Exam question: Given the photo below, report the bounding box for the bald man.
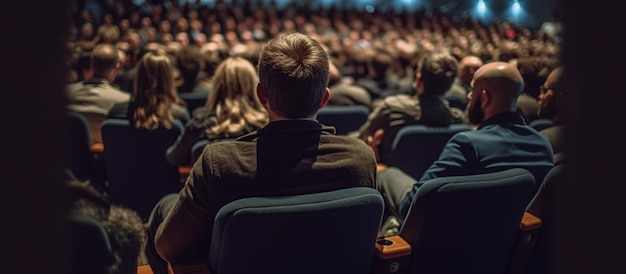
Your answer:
[66,43,131,143]
[377,61,554,224]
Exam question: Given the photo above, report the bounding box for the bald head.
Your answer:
[467,61,524,123]
[473,61,524,100]
[91,43,120,80]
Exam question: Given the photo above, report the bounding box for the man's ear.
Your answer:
[319,87,330,109]
[481,89,490,108]
[256,83,267,105]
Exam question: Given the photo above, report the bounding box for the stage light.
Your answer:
[512,1,521,12]
[477,0,486,13]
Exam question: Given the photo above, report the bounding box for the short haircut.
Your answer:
[417,51,458,95]
[90,43,120,77]
[257,33,329,118]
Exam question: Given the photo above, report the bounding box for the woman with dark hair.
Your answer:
[165,56,269,166]
[107,50,190,128]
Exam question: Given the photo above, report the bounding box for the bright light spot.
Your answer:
[512,2,521,12]
[365,5,375,13]
[477,0,486,13]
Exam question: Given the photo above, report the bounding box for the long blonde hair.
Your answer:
[131,51,179,130]
[205,56,268,136]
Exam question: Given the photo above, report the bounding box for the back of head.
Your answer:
[369,48,394,80]
[458,55,484,86]
[91,43,119,78]
[132,51,177,129]
[514,56,556,99]
[258,32,329,118]
[417,51,458,95]
[176,46,205,90]
[104,206,146,274]
[206,56,268,134]
[472,61,524,111]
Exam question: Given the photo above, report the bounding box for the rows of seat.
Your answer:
[65,106,555,274]
[129,166,558,274]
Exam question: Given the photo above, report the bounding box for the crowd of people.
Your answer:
[64,0,565,273]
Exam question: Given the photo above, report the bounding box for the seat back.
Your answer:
[388,124,473,180]
[400,168,535,274]
[80,112,108,144]
[69,213,115,274]
[208,187,384,274]
[524,164,564,274]
[179,92,208,115]
[316,105,370,135]
[64,111,94,182]
[101,118,184,219]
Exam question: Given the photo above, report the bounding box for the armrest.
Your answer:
[170,262,211,274]
[179,165,191,181]
[372,235,412,274]
[506,212,542,274]
[90,143,104,153]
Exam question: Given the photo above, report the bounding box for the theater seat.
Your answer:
[170,187,384,274]
[100,118,184,220]
[387,124,473,180]
[316,105,370,135]
[372,168,536,274]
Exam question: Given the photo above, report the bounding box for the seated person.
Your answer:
[145,33,378,274]
[107,50,190,127]
[165,56,269,166]
[377,62,554,233]
[538,66,566,165]
[354,51,467,164]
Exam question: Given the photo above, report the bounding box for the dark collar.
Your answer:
[477,112,526,130]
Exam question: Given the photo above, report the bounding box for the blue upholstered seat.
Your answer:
[388,124,473,180]
[100,118,184,219]
[206,187,384,274]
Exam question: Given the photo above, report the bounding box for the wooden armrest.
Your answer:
[179,166,191,176]
[137,264,155,274]
[90,143,104,153]
[520,211,541,230]
[171,262,211,274]
[377,163,388,172]
[372,235,412,274]
[506,212,543,274]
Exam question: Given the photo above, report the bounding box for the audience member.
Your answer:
[376,61,554,228]
[354,51,467,164]
[66,43,131,143]
[66,172,145,274]
[512,56,558,123]
[165,56,269,166]
[444,55,484,110]
[538,66,566,165]
[107,50,190,128]
[175,45,205,93]
[147,33,377,272]
[326,58,372,108]
[354,48,397,101]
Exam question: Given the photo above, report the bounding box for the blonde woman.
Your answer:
[107,50,190,128]
[165,56,269,166]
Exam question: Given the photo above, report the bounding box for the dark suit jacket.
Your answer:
[398,112,554,217]
[155,119,377,263]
